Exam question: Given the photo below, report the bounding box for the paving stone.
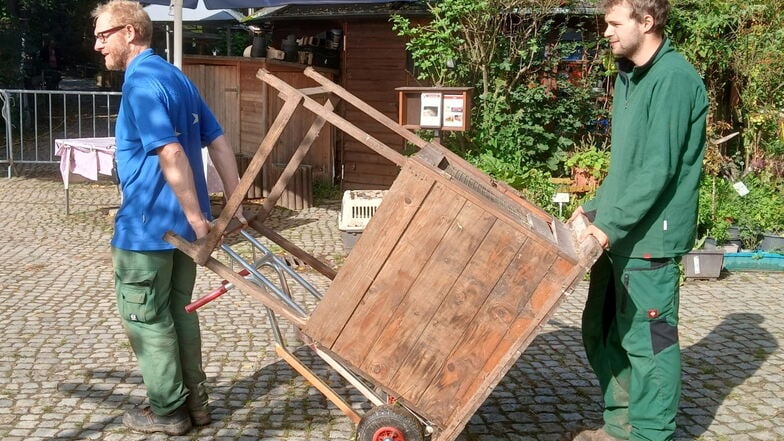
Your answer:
[0,168,782,440]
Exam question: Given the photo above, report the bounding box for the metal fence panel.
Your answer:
[0,89,121,176]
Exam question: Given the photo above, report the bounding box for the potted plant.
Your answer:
[682,235,725,279]
[565,145,610,193]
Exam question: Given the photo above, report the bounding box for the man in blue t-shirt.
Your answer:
[92,1,245,435]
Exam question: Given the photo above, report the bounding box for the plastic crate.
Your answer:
[338,190,387,252]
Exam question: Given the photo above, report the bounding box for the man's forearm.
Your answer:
[157,142,209,236]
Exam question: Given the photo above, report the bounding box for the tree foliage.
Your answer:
[669,0,784,177]
[1,0,98,87]
[392,0,610,202]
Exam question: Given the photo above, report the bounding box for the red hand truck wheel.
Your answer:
[356,404,424,441]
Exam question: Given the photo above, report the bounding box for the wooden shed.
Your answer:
[183,1,430,195]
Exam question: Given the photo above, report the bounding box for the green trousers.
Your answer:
[582,252,681,441]
[112,247,208,416]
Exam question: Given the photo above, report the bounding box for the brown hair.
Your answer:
[91,0,153,45]
[599,0,670,33]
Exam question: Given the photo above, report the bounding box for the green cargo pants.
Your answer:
[582,252,681,441]
[112,247,208,416]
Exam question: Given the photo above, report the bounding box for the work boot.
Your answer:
[186,391,212,426]
[122,405,192,435]
[188,405,212,426]
[573,428,624,441]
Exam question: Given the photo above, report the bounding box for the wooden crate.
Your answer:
[304,147,594,441]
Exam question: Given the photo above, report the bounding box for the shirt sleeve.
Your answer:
[124,84,180,153]
[197,95,224,146]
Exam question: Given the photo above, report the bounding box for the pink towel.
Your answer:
[97,149,114,176]
[70,148,99,181]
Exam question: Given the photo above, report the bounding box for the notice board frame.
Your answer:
[397,87,472,132]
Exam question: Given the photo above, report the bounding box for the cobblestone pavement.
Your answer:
[0,168,782,441]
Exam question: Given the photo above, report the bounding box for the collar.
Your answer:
[126,48,155,76]
[617,37,671,75]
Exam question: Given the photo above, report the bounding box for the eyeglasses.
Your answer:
[94,25,127,44]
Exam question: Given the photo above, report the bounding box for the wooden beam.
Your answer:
[257,99,337,220]
[188,93,303,265]
[249,219,338,281]
[256,68,406,167]
[164,231,308,328]
[275,345,362,424]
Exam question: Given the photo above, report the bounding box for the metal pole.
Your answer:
[165,24,172,63]
[173,0,183,69]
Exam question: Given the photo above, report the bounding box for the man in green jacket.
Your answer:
[570,0,708,440]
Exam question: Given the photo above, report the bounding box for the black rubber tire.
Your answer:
[356,404,425,441]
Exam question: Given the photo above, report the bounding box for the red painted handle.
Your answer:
[185,268,250,313]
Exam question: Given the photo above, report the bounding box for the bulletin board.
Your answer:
[396,87,472,132]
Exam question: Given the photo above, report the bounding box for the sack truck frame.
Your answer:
[165,67,602,441]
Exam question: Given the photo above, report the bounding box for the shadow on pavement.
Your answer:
[462,312,776,440]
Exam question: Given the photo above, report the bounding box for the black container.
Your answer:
[251,34,268,57]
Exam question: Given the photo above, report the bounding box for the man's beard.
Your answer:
[105,46,130,71]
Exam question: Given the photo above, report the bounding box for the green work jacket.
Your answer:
[583,38,708,258]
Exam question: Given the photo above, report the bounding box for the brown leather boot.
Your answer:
[573,428,625,441]
[122,405,192,435]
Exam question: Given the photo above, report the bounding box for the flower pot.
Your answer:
[570,167,599,193]
[682,249,724,279]
[758,233,784,253]
[723,225,743,249]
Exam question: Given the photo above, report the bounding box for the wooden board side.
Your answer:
[303,165,431,346]
[358,201,497,388]
[385,219,528,402]
[413,239,557,426]
[329,181,467,365]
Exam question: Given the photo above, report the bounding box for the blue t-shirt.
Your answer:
[113,49,223,251]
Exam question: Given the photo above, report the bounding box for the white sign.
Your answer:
[733,181,750,197]
[552,192,570,203]
[419,92,442,128]
[442,94,465,129]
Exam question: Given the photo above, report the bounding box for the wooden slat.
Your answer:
[434,258,580,441]
[248,219,337,281]
[190,94,302,265]
[275,345,361,424]
[258,68,407,168]
[258,99,335,217]
[385,219,528,402]
[328,182,467,365]
[357,202,496,387]
[303,166,433,347]
[414,239,557,426]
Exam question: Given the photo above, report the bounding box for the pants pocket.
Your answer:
[116,269,157,323]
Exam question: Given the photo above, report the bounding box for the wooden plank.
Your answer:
[275,345,361,424]
[434,258,579,441]
[191,94,302,265]
[342,161,400,178]
[414,239,557,426]
[342,176,397,190]
[258,99,335,218]
[303,165,433,347]
[358,202,496,387]
[385,219,527,402]
[258,68,407,168]
[248,219,337,281]
[329,181,467,367]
